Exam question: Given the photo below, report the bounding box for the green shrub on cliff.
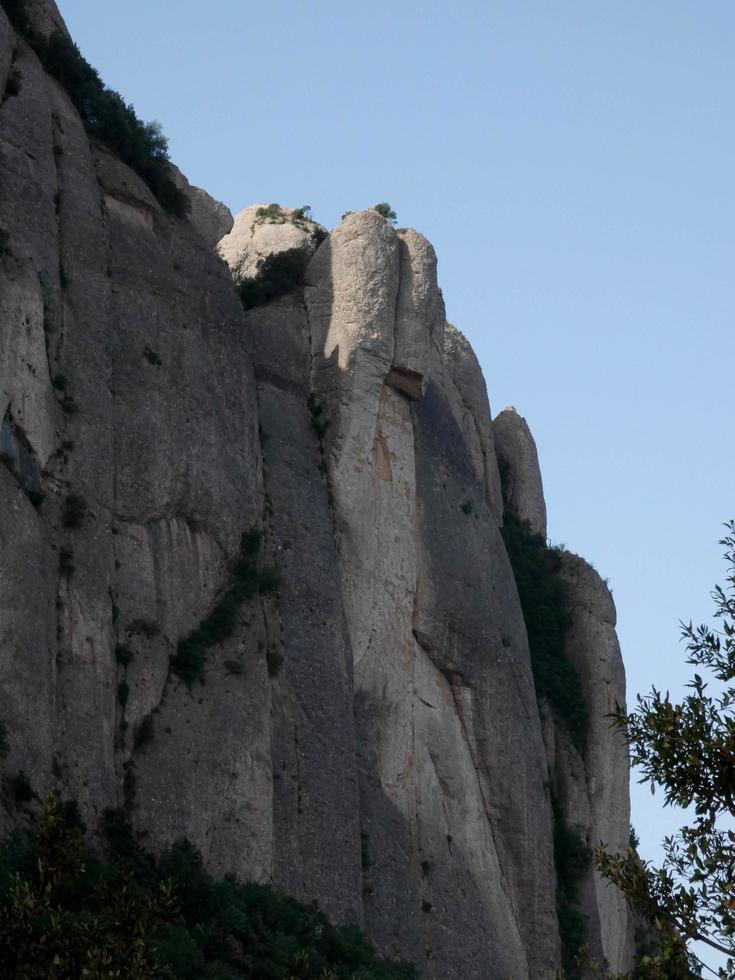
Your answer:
[0,0,188,217]
[171,528,281,685]
[236,247,310,311]
[373,203,397,224]
[500,512,588,752]
[0,796,417,979]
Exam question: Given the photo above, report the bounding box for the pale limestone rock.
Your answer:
[169,163,234,247]
[245,294,363,925]
[558,553,634,972]
[443,323,504,521]
[388,229,444,399]
[0,30,267,859]
[493,406,548,537]
[412,382,560,977]
[218,203,325,280]
[0,17,635,977]
[303,209,559,976]
[306,209,398,370]
[305,210,399,535]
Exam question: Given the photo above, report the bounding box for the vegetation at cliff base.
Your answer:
[0,0,188,217]
[500,512,588,752]
[0,795,416,979]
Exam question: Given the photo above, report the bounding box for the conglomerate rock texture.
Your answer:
[0,5,633,976]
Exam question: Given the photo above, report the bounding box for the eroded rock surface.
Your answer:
[556,553,633,972]
[170,163,234,248]
[499,408,634,971]
[493,405,548,537]
[218,202,326,280]
[0,12,633,977]
[0,10,266,870]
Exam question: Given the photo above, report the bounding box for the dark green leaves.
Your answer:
[501,513,588,751]
[599,520,735,973]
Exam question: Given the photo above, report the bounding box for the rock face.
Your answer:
[493,406,548,537]
[218,203,326,280]
[498,411,634,972]
[23,0,68,37]
[0,9,633,977]
[169,164,234,248]
[556,554,633,971]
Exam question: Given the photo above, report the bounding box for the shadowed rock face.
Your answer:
[22,0,68,37]
[496,403,634,972]
[555,554,633,972]
[0,11,633,977]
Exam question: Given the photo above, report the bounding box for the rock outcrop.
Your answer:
[556,554,633,971]
[170,164,234,248]
[493,406,548,537]
[218,203,326,280]
[497,405,633,973]
[0,6,634,976]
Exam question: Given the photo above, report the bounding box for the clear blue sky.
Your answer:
[58,0,734,968]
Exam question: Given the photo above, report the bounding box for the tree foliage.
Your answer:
[598,520,735,978]
[235,247,310,311]
[1,0,188,216]
[0,796,417,979]
[372,203,397,224]
[501,513,588,751]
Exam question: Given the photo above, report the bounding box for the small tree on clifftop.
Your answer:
[373,202,397,224]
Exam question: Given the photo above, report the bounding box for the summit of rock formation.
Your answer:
[493,405,548,538]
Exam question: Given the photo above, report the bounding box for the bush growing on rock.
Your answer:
[0,796,418,979]
[1,1,188,217]
[501,513,588,751]
[171,528,281,686]
[236,246,310,311]
[373,202,398,224]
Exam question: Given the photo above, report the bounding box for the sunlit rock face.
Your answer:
[218,202,326,280]
[0,7,633,975]
[493,405,548,538]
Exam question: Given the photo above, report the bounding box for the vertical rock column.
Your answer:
[559,554,633,972]
[305,212,559,978]
[494,406,634,972]
[306,214,423,960]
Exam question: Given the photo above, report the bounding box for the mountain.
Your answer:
[0,3,632,975]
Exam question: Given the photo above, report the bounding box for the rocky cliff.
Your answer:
[0,3,632,976]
